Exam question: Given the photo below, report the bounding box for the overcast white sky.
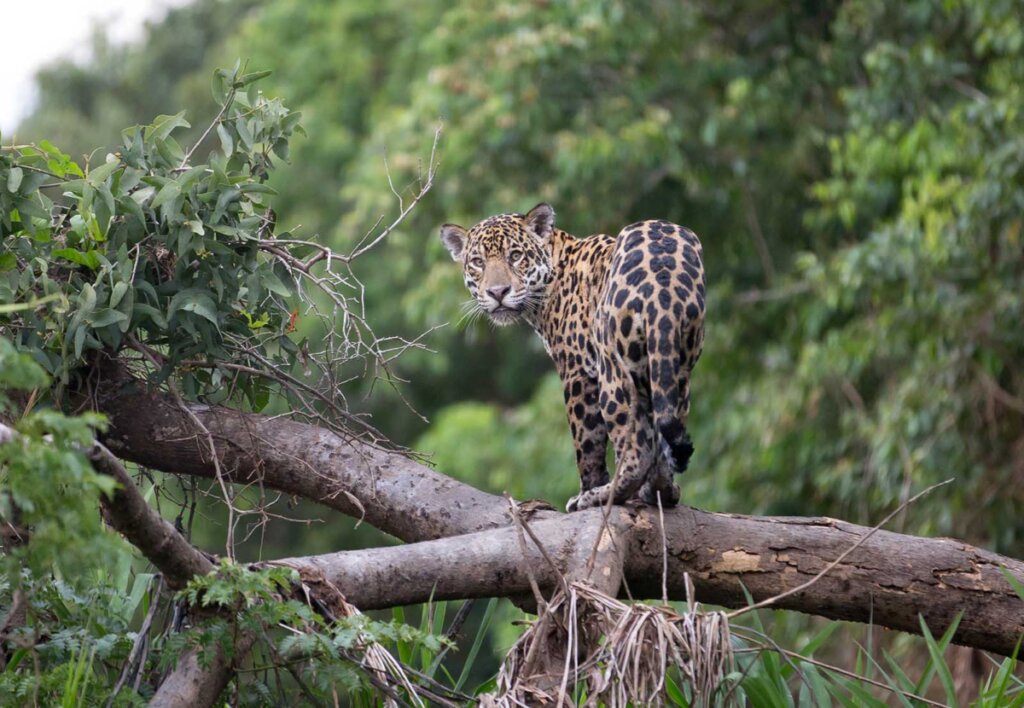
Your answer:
[0,0,190,134]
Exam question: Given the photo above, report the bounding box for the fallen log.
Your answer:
[91,370,1024,657]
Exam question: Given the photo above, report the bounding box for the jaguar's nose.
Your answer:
[486,285,511,303]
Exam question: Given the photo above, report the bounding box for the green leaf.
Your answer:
[216,123,234,156]
[235,117,254,150]
[52,248,102,269]
[168,289,220,327]
[150,181,182,209]
[78,283,97,314]
[834,676,888,707]
[88,309,129,329]
[236,69,272,87]
[155,136,185,165]
[149,111,191,141]
[211,187,241,223]
[109,282,129,309]
[259,270,292,297]
[73,326,86,359]
[14,194,49,222]
[798,621,840,659]
[665,673,688,706]
[132,303,168,329]
[239,182,277,195]
[456,597,497,691]
[919,615,960,707]
[87,158,120,186]
[1000,566,1024,601]
[7,167,23,192]
[177,165,208,191]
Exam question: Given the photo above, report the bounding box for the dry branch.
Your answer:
[149,633,258,708]
[92,360,510,542]
[252,507,1024,657]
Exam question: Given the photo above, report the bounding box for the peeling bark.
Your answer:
[627,508,1024,657]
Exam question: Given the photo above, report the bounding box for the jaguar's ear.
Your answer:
[525,203,556,242]
[439,224,468,260]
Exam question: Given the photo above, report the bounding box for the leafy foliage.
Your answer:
[1,63,305,410]
[177,561,452,704]
[0,338,122,582]
[0,503,154,705]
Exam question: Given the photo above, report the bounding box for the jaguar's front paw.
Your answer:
[567,488,608,511]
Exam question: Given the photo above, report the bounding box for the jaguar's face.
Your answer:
[440,203,556,326]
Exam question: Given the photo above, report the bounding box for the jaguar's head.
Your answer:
[440,203,557,326]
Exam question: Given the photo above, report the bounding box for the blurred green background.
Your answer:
[12,0,1023,686]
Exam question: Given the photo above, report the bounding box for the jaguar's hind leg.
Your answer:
[567,352,654,511]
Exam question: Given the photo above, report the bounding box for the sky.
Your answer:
[0,0,190,134]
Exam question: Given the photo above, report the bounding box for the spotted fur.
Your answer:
[440,204,705,511]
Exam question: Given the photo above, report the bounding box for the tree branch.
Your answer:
[86,366,1024,660]
[258,507,1024,658]
[88,441,214,589]
[92,360,513,543]
[149,633,257,708]
[87,440,246,708]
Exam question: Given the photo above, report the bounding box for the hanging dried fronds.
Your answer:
[486,580,734,707]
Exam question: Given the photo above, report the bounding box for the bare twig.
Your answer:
[739,177,775,287]
[107,576,164,707]
[180,87,236,168]
[506,495,547,612]
[346,124,442,262]
[657,491,669,606]
[170,389,238,559]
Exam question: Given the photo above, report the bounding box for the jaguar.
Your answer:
[440,204,705,511]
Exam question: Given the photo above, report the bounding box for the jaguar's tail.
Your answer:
[647,320,701,476]
[649,352,694,476]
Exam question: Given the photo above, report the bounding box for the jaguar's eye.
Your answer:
[469,256,485,269]
[509,250,524,264]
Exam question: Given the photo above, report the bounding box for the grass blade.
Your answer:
[456,597,497,692]
[918,615,959,707]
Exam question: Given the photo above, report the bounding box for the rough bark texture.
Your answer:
[79,367,1024,703]
[88,439,238,708]
[270,509,635,609]
[628,508,1024,657]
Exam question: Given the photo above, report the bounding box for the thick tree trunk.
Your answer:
[148,633,257,708]
[93,363,509,542]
